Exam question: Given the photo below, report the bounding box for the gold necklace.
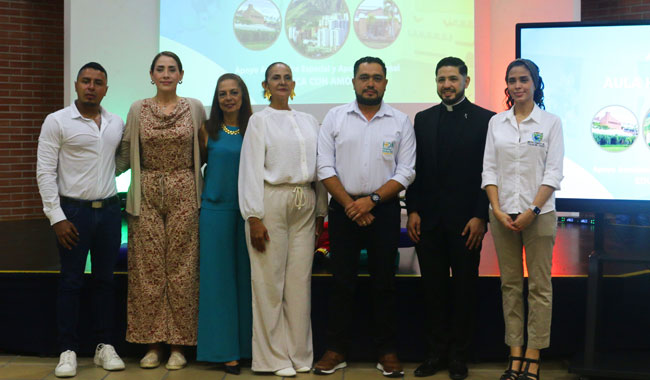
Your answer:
[221,124,240,135]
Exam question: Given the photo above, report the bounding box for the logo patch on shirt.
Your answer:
[382,141,394,156]
[527,132,545,147]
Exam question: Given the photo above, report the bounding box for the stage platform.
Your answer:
[1,216,649,364]
[0,355,580,380]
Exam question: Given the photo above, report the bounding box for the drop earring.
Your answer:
[290,89,296,100]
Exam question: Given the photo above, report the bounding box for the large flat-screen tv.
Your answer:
[517,21,650,214]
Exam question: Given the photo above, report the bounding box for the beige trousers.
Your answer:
[488,209,556,349]
[245,183,315,372]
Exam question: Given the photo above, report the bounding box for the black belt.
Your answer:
[350,194,370,200]
[60,195,119,209]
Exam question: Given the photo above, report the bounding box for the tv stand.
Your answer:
[570,212,650,379]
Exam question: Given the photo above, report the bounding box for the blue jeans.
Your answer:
[57,201,121,352]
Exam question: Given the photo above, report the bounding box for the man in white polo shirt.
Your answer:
[314,56,416,377]
[37,62,125,378]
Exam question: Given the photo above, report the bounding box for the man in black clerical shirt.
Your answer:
[405,57,495,380]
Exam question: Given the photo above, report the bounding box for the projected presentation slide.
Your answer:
[520,24,650,202]
[159,0,474,105]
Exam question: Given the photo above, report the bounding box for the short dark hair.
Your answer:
[150,51,183,73]
[77,62,107,80]
[435,57,467,77]
[353,56,386,77]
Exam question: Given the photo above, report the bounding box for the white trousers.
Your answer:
[245,183,315,371]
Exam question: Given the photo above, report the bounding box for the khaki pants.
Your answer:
[488,209,556,349]
[245,183,315,372]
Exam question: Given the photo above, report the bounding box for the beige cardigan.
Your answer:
[116,97,206,216]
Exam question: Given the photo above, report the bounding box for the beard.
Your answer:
[80,101,98,107]
[438,89,465,105]
[75,99,98,109]
[355,91,383,106]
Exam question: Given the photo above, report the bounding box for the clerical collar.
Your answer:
[442,96,466,112]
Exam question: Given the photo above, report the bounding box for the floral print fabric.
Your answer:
[126,98,199,345]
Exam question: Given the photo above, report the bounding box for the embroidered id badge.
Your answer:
[528,132,545,147]
[382,141,395,158]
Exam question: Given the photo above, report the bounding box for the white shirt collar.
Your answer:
[442,96,466,112]
[348,100,393,120]
[505,103,543,125]
[71,101,109,122]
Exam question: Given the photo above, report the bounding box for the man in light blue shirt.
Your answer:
[314,56,416,378]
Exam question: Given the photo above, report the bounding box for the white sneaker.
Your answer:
[166,351,187,370]
[93,343,125,371]
[295,366,311,373]
[55,350,77,378]
[274,367,297,377]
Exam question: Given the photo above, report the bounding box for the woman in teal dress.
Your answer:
[197,73,253,374]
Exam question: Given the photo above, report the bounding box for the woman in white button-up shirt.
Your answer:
[482,59,564,380]
[238,62,327,376]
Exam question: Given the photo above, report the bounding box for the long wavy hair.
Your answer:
[504,59,545,110]
[205,73,252,140]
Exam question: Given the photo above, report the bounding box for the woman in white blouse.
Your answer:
[238,62,327,377]
[481,59,564,380]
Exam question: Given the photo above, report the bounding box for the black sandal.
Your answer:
[517,357,540,380]
[500,356,524,380]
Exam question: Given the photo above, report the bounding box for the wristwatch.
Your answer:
[370,192,381,204]
[530,204,541,215]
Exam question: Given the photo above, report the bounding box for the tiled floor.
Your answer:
[0,355,580,380]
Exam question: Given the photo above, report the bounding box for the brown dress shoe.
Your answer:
[313,350,347,375]
[377,353,404,378]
